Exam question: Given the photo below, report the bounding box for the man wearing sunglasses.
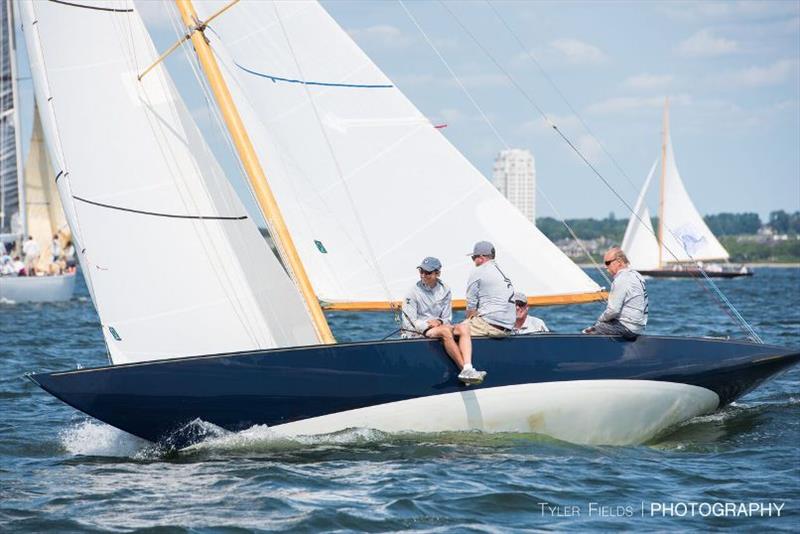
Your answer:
[512,292,550,334]
[583,247,648,339]
[402,256,486,385]
[463,241,516,339]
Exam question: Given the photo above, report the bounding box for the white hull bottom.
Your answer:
[269,380,720,446]
[0,272,76,303]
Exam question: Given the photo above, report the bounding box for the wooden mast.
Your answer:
[174,0,335,344]
[658,97,669,268]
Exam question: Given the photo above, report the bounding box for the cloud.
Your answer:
[676,29,739,57]
[587,94,692,115]
[347,24,415,48]
[548,38,607,64]
[718,59,799,87]
[624,74,675,90]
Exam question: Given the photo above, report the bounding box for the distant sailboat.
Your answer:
[0,0,75,303]
[622,100,752,278]
[23,1,795,448]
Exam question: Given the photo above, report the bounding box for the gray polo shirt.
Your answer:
[465,260,516,329]
[401,280,453,337]
[598,267,648,334]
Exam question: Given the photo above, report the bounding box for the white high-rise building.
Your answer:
[492,149,536,223]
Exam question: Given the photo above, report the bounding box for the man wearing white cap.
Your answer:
[402,256,486,385]
[463,241,516,337]
[512,292,550,334]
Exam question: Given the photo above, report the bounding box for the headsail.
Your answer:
[24,104,68,269]
[0,0,23,242]
[621,160,659,270]
[21,0,318,363]
[192,0,603,308]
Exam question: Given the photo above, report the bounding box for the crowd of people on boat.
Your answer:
[0,234,76,277]
[402,241,648,385]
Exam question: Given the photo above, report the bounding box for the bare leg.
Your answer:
[426,325,464,368]
[454,323,472,367]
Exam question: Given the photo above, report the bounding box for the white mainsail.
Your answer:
[193,0,603,308]
[21,0,318,363]
[621,160,659,270]
[659,130,729,263]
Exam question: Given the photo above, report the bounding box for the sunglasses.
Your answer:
[515,302,526,307]
[471,255,480,260]
[419,269,438,275]
[604,258,617,266]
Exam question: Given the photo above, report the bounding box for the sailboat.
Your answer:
[22,0,797,448]
[622,101,753,279]
[0,0,75,303]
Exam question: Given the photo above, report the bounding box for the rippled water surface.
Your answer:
[1,268,798,531]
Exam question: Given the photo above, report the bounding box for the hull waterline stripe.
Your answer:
[48,0,134,13]
[73,196,248,220]
[235,62,393,89]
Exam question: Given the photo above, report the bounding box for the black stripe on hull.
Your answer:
[29,335,799,445]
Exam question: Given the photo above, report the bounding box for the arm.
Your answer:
[441,288,453,325]
[598,278,624,322]
[402,292,429,333]
[465,273,479,318]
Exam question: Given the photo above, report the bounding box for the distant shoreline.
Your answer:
[578,263,800,269]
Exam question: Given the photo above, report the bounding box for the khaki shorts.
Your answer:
[466,316,511,338]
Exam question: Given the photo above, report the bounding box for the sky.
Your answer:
[14,0,800,222]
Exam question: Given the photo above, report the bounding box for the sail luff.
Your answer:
[174,0,334,345]
[1,0,24,239]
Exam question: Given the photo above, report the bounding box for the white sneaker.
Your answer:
[458,368,487,385]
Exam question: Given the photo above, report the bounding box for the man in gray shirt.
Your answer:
[464,241,516,337]
[584,247,648,340]
[402,256,486,385]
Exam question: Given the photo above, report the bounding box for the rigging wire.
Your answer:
[396,0,612,288]
[425,0,761,342]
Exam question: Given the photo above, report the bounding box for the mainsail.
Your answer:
[0,0,22,241]
[193,0,603,309]
[659,129,729,263]
[21,0,318,363]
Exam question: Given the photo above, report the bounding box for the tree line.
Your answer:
[536,210,800,242]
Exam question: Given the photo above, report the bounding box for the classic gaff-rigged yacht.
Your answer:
[0,1,74,303]
[23,0,798,448]
[621,101,753,279]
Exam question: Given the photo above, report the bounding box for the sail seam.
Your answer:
[72,195,248,220]
[234,61,393,89]
[47,0,133,13]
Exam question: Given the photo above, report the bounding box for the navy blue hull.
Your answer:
[29,335,800,445]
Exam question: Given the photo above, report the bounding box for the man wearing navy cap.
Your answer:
[463,241,516,337]
[402,256,486,385]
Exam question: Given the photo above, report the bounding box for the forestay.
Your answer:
[621,161,659,271]
[21,0,318,364]
[194,0,603,308]
[659,131,729,263]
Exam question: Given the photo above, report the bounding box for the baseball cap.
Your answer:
[469,240,495,257]
[513,291,527,305]
[417,256,442,272]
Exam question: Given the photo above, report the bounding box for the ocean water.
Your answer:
[1,268,798,532]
